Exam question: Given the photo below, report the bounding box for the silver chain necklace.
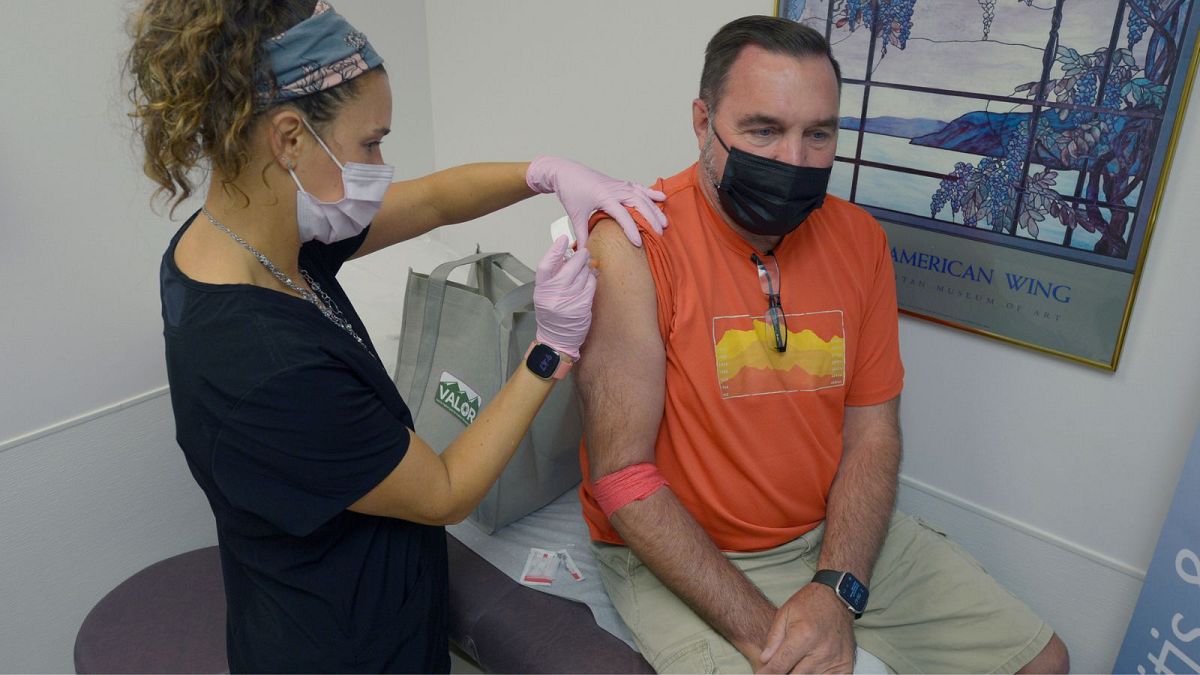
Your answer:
[201,206,374,357]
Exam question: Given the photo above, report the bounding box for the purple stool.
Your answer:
[74,546,228,674]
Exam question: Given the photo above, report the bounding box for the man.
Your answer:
[576,15,1069,674]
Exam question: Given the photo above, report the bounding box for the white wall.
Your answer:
[3,1,1197,672]
[423,2,1200,671]
[424,0,729,263]
[0,0,435,446]
[0,2,437,671]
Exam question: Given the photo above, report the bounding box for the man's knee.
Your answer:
[1018,633,1069,674]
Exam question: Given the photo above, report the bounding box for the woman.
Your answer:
[126,1,664,672]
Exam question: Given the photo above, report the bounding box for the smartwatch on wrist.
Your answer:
[524,342,572,380]
[811,569,868,619]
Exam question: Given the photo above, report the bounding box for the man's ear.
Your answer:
[692,98,711,152]
[266,109,305,169]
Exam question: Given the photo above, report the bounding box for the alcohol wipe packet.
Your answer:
[519,547,560,586]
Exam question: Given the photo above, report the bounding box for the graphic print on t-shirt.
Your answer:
[713,310,845,398]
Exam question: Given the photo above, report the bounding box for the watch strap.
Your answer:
[812,569,843,589]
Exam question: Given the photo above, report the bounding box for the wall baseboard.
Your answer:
[7,393,1148,582]
[899,473,1146,581]
[0,387,170,456]
[897,476,1144,672]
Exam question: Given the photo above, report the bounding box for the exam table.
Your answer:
[72,535,652,673]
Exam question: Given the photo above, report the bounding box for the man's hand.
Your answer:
[758,583,856,674]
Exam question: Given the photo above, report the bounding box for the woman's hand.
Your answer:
[526,156,668,248]
[533,236,597,360]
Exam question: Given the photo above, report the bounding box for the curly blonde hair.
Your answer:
[125,0,370,214]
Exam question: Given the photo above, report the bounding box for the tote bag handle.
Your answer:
[407,252,535,417]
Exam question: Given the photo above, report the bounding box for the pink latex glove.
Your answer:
[526,156,668,248]
[534,235,597,360]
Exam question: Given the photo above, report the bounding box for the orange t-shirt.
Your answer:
[580,163,904,552]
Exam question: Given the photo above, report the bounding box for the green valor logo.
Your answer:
[435,371,481,426]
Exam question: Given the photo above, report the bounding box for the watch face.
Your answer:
[838,573,869,613]
[526,343,560,379]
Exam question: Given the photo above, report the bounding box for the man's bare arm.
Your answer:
[759,397,901,672]
[578,220,776,663]
[818,397,901,583]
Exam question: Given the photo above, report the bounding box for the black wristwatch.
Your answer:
[524,342,572,380]
[811,569,868,619]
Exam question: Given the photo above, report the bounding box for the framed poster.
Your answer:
[777,0,1199,369]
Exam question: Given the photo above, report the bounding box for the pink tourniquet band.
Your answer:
[593,463,669,518]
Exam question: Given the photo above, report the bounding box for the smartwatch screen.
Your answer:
[526,343,560,379]
[838,574,869,613]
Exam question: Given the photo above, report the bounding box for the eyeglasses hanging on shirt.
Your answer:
[751,251,788,352]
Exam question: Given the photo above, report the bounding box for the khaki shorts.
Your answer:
[593,512,1053,674]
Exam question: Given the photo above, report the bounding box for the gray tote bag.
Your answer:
[393,251,583,533]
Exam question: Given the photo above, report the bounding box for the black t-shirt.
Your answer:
[160,212,449,673]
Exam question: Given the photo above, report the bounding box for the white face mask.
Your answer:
[289,118,395,244]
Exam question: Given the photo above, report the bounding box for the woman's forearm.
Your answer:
[421,162,534,225]
[434,363,558,521]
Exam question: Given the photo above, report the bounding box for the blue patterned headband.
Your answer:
[258,1,383,106]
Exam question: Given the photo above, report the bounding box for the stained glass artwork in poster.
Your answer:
[777,0,1199,368]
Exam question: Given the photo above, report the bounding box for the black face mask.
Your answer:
[712,130,831,237]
